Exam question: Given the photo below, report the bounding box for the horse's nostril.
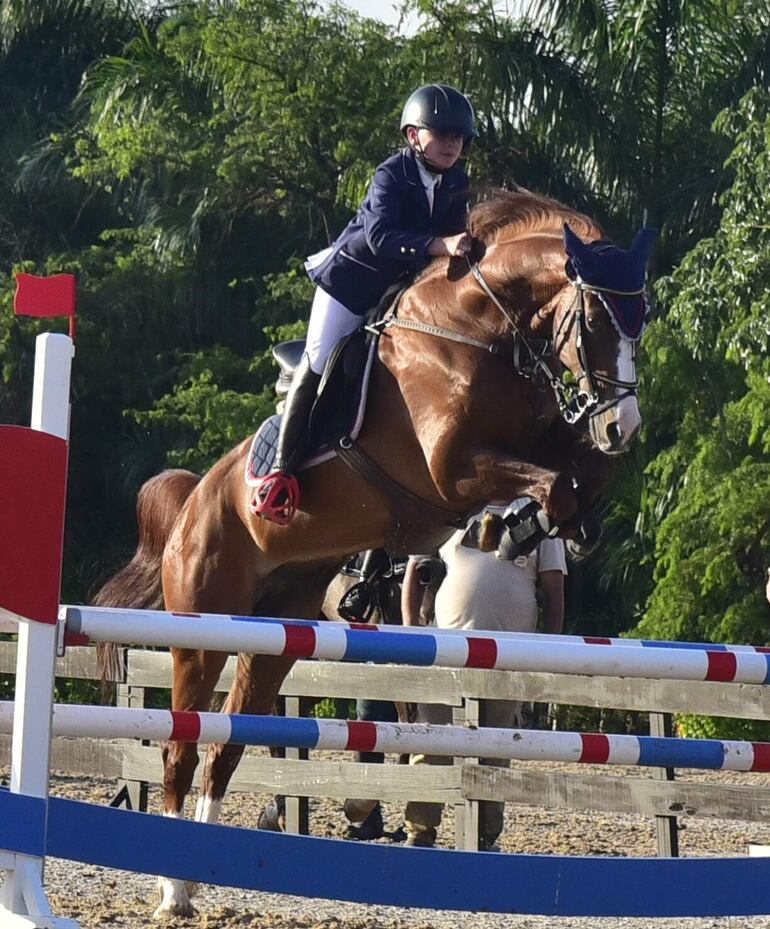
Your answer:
[606,421,621,445]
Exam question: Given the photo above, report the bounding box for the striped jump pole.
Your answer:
[63,606,770,656]
[1,701,769,772]
[239,614,770,655]
[64,605,770,685]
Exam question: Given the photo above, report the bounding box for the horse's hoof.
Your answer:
[258,797,286,831]
[343,797,378,823]
[154,877,196,919]
[345,803,384,840]
[153,901,196,920]
[566,538,590,560]
[566,512,603,560]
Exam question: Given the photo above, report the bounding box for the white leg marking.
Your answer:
[154,811,196,919]
[195,794,223,825]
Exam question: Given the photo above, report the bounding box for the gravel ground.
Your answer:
[4,752,770,929]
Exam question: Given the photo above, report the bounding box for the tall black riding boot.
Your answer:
[274,352,321,473]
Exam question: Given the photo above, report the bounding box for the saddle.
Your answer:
[245,326,377,484]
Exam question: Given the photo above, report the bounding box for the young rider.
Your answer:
[253,83,477,524]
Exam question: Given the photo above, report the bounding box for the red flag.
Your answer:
[14,272,77,338]
[14,272,76,318]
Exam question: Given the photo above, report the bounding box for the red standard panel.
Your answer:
[0,425,68,623]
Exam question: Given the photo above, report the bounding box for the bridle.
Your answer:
[549,275,643,424]
[374,258,645,428]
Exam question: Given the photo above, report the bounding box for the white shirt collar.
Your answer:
[416,159,441,188]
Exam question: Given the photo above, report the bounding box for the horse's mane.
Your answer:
[469,188,603,246]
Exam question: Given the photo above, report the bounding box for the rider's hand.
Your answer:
[428,232,472,257]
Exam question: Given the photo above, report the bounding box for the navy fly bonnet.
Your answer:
[563,224,657,341]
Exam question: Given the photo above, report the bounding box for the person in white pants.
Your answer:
[401,504,567,848]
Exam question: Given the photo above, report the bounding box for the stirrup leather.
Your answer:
[250,470,300,525]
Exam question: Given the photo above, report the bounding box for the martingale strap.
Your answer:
[370,315,500,354]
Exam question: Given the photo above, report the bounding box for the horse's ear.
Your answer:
[630,227,658,268]
[563,222,590,260]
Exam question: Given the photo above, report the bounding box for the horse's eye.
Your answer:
[585,313,603,333]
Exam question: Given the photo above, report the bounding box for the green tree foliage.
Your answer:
[0,0,141,262]
[515,0,770,639]
[73,1,403,264]
[632,90,770,739]
[2,0,770,679]
[52,4,410,595]
[401,0,619,218]
[526,0,770,262]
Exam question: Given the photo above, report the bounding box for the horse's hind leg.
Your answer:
[197,653,297,824]
[154,647,228,918]
[197,576,337,836]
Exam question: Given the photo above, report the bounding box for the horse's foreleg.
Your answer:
[448,451,583,560]
[531,421,616,524]
[571,444,615,511]
[558,444,616,556]
[456,451,579,524]
[155,647,229,919]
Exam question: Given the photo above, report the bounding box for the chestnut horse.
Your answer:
[94,190,653,917]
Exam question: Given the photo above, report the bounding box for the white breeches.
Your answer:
[305,287,362,375]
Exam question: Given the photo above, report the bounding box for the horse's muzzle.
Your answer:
[590,396,641,454]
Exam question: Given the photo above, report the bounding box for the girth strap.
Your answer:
[336,436,466,529]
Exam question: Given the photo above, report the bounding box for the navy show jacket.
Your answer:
[307,147,469,315]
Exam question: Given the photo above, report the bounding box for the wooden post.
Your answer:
[282,696,309,834]
[650,711,679,857]
[113,667,149,812]
[454,696,481,851]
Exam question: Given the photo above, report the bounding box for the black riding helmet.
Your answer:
[400,83,477,165]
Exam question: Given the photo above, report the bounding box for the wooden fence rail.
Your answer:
[1,639,768,854]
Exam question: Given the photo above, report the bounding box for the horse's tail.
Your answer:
[93,469,201,689]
